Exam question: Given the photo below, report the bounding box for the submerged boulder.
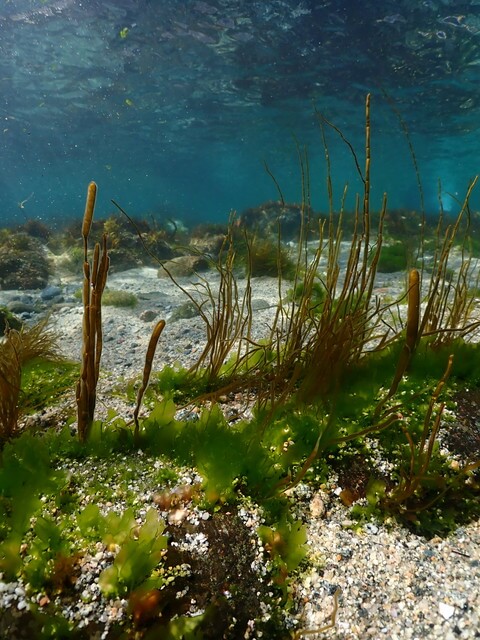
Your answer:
[237,200,315,240]
[158,255,210,278]
[0,232,52,290]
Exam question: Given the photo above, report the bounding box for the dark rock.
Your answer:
[6,301,36,314]
[41,285,62,300]
[97,215,181,272]
[11,293,34,303]
[0,232,52,290]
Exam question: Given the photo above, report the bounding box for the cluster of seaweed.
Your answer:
[0,320,60,445]
[122,95,480,536]
[1,95,480,638]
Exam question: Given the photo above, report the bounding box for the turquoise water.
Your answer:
[1,0,480,228]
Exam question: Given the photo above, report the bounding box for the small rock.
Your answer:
[364,523,379,535]
[439,602,455,620]
[6,301,35,314]
[158,255,209,278]
[140,309,157,322]
[38,595,50,607]
[251,298,270,311]
[310,493,326,518]
[41,284,62,300]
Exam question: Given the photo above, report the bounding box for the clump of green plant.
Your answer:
[285,278,326,315]
[243,235,297,279]
[0,306,22,334]
[74,286,138,308]
[57,245,85,274]
[140,400,282,502]
[102,288,138,307]
[21,359,79,415]
[258,515,307,589]
[376,241,410,272]
[22,514,78,591]
[77,504,168,597]
[124,365,208,407]
[0,418,305,638]
[0,432,67,578]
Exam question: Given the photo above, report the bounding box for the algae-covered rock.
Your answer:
[170,301,200,322]
[103,215,177,271]
[237,200,315,240]
[0,232,52,290]
[158,255,209,278]
[0,307,22,335]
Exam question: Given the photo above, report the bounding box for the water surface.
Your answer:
[1,0,480,227]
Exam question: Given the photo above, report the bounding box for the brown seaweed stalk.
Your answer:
[76,182,110,442]
[375,268,420,416]
[133,319,166,441]
[382,354,454,511]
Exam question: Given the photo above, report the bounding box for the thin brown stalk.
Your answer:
[360,93,371,292]
[419,177,479,343]
[134,319,166,440]
[76,182,110,442]
[375,269,420,415]
[113,201,255,387]
[383,354,453,509]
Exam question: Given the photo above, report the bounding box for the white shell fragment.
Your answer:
[438,602,455,620]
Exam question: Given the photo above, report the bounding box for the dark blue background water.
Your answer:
[1,0,480,228]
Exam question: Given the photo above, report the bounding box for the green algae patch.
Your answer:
[102,289,138,308]
[21,358,79,414]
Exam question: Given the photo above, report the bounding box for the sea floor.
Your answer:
[1,253,480,639]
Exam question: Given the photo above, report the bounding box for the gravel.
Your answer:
[292,485,480,640]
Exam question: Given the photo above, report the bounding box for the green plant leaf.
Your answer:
[102,508,137,547]
[99,509,167,597]
[77,503,105,540]
[148,398,177,426]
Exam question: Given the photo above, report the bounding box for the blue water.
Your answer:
[1,0,480,229]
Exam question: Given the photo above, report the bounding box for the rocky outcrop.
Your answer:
[0,232,52,290]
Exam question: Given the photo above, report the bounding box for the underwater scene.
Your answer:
[1,1,480,638]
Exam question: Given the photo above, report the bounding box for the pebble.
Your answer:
[439,602,455,620]
[139,309,157,322]
[309,493,326,518]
